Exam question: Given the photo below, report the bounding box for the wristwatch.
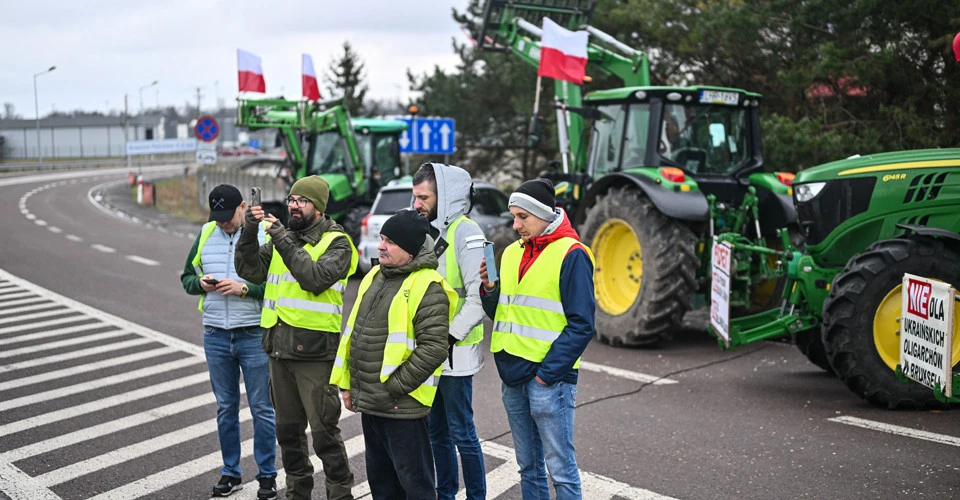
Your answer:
[240,284,249,299]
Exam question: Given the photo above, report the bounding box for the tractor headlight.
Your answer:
[794,182,826,203]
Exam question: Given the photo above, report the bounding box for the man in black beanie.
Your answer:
[331,208,455,499]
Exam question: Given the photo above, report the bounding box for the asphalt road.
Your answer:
[0,166,958,499]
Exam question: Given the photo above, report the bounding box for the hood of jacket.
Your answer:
[426,163,473,235]
[380,234,439,279]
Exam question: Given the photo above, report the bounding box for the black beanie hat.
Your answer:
[509,178,557,221]
[380,209,431,257]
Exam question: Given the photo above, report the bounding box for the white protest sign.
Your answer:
[900,274,955,397]
[710,238,733,345]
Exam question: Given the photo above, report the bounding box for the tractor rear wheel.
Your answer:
[343,205,369,248]
[580,187,698,346]
[822,237,960,409]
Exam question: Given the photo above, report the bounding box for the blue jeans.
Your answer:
[501,378,580,500]
[429,376,486,500]
[203,325,277,479]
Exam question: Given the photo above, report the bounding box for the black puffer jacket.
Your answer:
[348,238,450,419]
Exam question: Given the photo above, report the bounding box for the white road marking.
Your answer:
[24,213,36,220]
[0,356,201,412]
[0,313,91,334]
[47,226,62,233]
[0,302,60,316]
[0,296,48,308]
[90,243,116,253]
[0,458,61,500]
[0,338,154,375]
[33,219,47,226]
[65,234,83,242]
[0,372,210,438]
[0,290,33,300]
[579,360,678,385]
[0,346,179,392]
[126,255,161,266]
[0,321,107,346]
[0,307,74,325]
[829,416,960,447]
[0,329,131,359]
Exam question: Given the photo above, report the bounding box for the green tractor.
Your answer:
[236,97,407,243]
[713,149,960,409]
[477,0,797,345]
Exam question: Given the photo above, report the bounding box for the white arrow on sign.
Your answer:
[399,130,410,149]
[439,123,451,151]
[420,122,432,151]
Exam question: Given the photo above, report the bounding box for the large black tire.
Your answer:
[580,187,698,346]
[342,205,369,248]
[822,237,960,409]
[795,328,834,373]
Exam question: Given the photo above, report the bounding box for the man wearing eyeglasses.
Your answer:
[235,175,359,500]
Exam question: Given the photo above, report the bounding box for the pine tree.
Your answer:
[323,41,369,117]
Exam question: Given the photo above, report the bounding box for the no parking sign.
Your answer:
[194,116,220,142]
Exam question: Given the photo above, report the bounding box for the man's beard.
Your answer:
[288,209,315,230]
[426,205,437,222]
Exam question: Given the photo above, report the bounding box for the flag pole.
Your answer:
[528,76,543,151]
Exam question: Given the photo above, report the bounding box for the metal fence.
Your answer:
[196,162,291,211]
[0,157,191,173]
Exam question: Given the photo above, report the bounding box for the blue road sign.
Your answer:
[398,117,455,154]
[248,138,261,149]
[194,115,219,142]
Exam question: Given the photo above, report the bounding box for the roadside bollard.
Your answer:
[128,172,137,187]
[141,182,156,206]
[136,175,143,205]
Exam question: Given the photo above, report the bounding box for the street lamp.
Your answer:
[138,80,158,140]
[33,65,56,164]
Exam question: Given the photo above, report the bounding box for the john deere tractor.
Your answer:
[235,97,407,244]
[713,149,960,409]
[477,0,797,345]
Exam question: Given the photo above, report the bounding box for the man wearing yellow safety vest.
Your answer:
[479,178,596,500]
[330,209,456,500]
[235,176,357,500]
[180,184,277,499]
[411,163,488,500]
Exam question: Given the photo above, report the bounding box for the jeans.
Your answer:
[362,413,436,500]
[501,378,580,500]
[203,325,277,479]
[429,375,486,500]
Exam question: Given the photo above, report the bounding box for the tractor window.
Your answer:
[588,104,626,177]
[309,131,353,175]
[373,134,401,184]
[621,104,651,168]
[659,103,751,175]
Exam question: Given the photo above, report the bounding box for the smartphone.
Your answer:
[202,277,220,285]
[483,241,498,284]
[250,186,262,208]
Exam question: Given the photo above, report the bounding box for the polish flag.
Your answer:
[538,18,588,84]
[302,54,321,101]
[237,49,266,93]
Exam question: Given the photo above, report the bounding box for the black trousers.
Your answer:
[361,413,436,500]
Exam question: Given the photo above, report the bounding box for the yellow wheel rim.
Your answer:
[592,218,642,315]
[873,284,960,371]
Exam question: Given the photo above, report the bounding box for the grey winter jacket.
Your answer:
[347,237,451,419]
[234,214,353,361]
[423,163,486,376]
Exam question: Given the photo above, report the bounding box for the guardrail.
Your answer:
[0,158,192,173]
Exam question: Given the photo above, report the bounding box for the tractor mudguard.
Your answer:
[575,172,709,226]
[756,188,798,235]
[897,224,960,243]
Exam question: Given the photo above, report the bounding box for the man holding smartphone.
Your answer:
[411,163,488,500]
[235,176,357,500]
[478,177,595,500]
[180,184,277,498]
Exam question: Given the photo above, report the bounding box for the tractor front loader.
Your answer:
[235,97,407,244]
[712,149,960,409]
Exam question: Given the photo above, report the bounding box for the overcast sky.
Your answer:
[0,0,469,118]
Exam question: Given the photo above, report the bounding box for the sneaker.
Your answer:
[256,477,277,499]
[211,475,243,497]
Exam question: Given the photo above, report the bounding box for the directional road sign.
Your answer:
[194,115,220,142]
[398,117,455,154]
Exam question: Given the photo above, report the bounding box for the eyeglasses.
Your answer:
[285,196,312,207]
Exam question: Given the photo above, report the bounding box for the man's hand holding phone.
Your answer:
[200,275,219,292]
[480,241,498,291]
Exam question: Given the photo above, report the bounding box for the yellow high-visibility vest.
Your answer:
[261,231,357,332]
[192,221,269,311]
[490,237,594,366]
[330,266,457,407]
[443,215,484,346]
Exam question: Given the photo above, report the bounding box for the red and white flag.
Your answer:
[237,49,266,93]
[302,54,321,101]
[538,18,588,84]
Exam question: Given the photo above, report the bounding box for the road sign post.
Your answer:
[398,117,456,155]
